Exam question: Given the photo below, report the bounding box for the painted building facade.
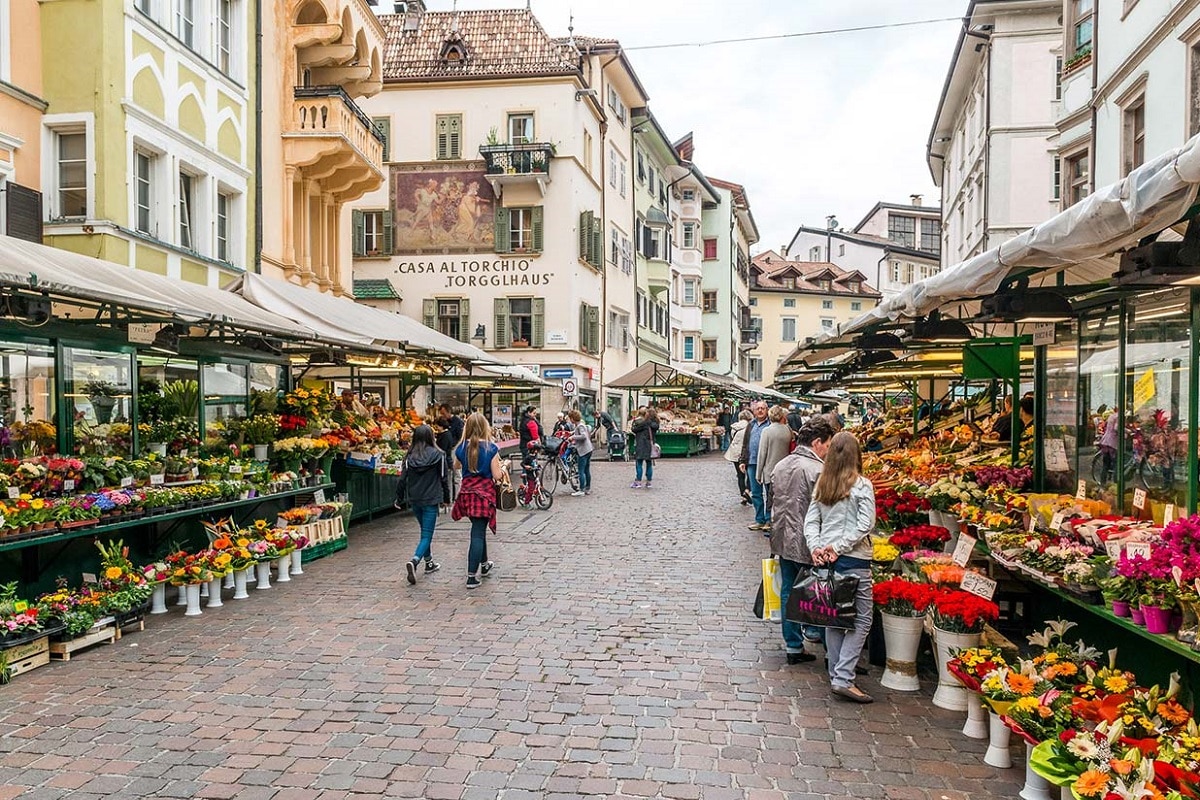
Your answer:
[631,109,679,371]
[0,0,45,242]
[702,175,759,381]
[39,0,257,286]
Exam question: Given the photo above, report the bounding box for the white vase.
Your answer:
[176,585,188,606]
[984,710,1012,768]
[1020,740,1054,800]
[150,583,168,614]
[223,572,235,590]
[149,442,167,457]
[879,612,923,692]
[1060,786,1072,800]
[255,561,272,589]
[199,582,208,598]
[290,549,304,575]
[275,556,291,583]
[254,444,269,461]
[932,626,981,711]
[962,695,988,739]
[184,583,203,617]
[206,578,223,608]
[232,568,250,600]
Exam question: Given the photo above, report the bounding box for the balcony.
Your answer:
[646,259,669,294]
[291,0,384,97]
[284,86,384,202]
[480,143,554,196]
[740,329,760,348]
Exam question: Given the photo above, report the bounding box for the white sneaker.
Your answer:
[571,490,585,497]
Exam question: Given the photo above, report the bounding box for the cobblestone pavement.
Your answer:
[0,454,1025,799]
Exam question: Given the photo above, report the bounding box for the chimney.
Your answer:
[780,245,789,258]
[910,194,923,207]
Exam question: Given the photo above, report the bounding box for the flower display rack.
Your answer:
[2,634,50,679]
[49,617,116,661]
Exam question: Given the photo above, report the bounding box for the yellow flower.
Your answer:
[1042,652,1059,664]
[18,493,31,501]
[1105,675,1131,693]
[237,537,250,547]
[1013,696,1041,714]
[30,498,44,510]
[104,566,124,580]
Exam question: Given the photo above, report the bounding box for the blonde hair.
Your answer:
[812,431,863,506]
[461,412,492,473]
[768,405,787,423]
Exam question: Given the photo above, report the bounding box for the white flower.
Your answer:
[1066,736,1099,760]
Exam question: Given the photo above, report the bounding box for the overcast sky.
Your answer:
[421,0,969,252]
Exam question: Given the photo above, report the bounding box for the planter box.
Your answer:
[2,634,50,679]
[49,619,116,661]
[57,519,99,531]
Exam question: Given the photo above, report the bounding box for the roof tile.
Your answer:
[353,279,402,300]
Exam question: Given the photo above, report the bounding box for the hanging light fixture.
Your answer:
[910,311,973,343]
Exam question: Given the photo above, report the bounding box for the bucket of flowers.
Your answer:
[95,540,153,623]
[0,581,47,650]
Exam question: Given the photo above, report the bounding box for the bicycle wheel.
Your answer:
[566,454,581,491]
[1090,452,1108,486]
[540,459,560,496]
[535,486,554,510]
[1139,458,1172,493]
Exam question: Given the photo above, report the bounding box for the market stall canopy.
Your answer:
[784,131,1200,367]
[0,234,324,339]
[606,361,716,391]
[474,364,549,386]
[227,273,503,365]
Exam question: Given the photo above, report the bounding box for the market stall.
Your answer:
[607,362,734,456]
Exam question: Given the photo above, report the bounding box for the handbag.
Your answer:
[650,436,662,460]
[496,482,517,512]
[784,566,860,629]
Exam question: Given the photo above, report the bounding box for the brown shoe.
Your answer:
[831,685,874,704]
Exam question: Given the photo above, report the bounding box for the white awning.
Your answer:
[475,364,549,386]
[227,272,502,364]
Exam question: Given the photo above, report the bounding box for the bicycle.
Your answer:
[1088,424,1174,492]
[511,450,553,510]
[541,436,580,495]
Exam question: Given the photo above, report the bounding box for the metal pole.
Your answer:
[1189,289,1199,514]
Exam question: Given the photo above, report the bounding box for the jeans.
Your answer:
[411,504,438,561]
[747,465,767,525]
[824,567,873,689]
[468,516,489,575]
[721,432,731,451]
[779,558,810,653]
[735,463,749,500]
[576,451,592,491]
[635,459,654,482]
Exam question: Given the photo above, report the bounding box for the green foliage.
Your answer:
[162,380,199,419]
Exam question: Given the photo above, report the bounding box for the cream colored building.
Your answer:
[749,251,880,386]
[0,0,44,241]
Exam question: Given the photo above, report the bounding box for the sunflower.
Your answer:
[1073,770,1109,797]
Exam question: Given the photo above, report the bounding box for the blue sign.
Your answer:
[542,368,573,379]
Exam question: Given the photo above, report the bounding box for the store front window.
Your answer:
[64,347,134,456]
[1077,306,1120,508]
[203,362,249,440]
[0,342,57,458]
[1043,321,1079,493]
[137,356,200,456]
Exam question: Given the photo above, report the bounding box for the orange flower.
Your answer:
[104,566,124,580]
[213,537,231,550]
[1007,673,1036,695]
[1073,770,1109,797]
[1108,759,1134,776]
[1036,704,1053,719]
[1157,699,1190,726]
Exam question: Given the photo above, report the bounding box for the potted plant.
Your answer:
[244,415,280,462]
[142,420,174,457]
[928,588,1000,711]
[872,578,936,692]
[82,381,121,425]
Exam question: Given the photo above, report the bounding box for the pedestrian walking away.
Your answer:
[629,407,659,488]
[716,405,733,451]
[754,405,793,537]
[725,410,752,505]
[803,430,877,704]
[451,412,508,589]
[568,409,593,496]
[397,424,450,585]
[738,400,771,529]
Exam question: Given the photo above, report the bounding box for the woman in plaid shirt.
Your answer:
[451,413,510,589]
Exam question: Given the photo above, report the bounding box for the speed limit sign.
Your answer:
[562,378,578,396]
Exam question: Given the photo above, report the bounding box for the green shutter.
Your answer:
[351,209,365,256]
[422,298,436,329]
[373,117,391,162]
[579,303,589,353]
[493,206,511,253]
[591,219,603,268]
[579,211,590,263]
[531,297,545,348]
[381,209,393,255]
[530,206,544,253]
[587,304,600,355]
[458,298,470,343]
[494,297,509,347]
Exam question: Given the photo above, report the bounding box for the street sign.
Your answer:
[543,368,573,379]
[562,378,578,397]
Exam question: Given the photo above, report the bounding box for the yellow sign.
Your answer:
[1133,368,1156,412]
[761,558,782,621]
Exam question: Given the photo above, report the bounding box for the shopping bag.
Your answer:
[784,567,859,629]
[760,557,782,621]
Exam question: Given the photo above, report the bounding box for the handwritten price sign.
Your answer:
[960,571,998,601]
[952,533,977,567]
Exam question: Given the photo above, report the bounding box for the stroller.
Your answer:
[599,411,626,461]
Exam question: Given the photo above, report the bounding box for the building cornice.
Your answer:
[1093,1,1197,106]
[0,80,48,112]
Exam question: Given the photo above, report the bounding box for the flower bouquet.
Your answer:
[890,524,951,552]
[930,589,1000,635]
[873,578,936,617]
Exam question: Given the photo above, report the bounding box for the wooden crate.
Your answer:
[3,635,50,679]
[49,622,116,661]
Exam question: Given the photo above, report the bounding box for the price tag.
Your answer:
[275,516,288,528]
[13,601,27,613]
[7,487,19,499]
[228,464,243,475]
[63,479,75,492]
[1029,511,1039,533]
[961,571,998,601]
[1133,488,1147,511]
[1165,504,1177,525]
[1050,511,1066,530]
[81,573,96,585]
[1076,480,1087,500]
[314,489,326,505]
[120,476,134,488]
[1126,541,1152,559]
[952,533,977,567]
[191,467,199,479]
[150,474,165,486]
[1104,540,1124,559]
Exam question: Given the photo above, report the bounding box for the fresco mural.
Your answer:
[391,165,495,252]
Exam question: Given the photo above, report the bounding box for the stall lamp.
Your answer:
[910,313,972,344]
[979,290,1074,323]
[854,332,904,351]
[149,325,180,355]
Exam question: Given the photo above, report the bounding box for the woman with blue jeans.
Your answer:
[569,409,593,496]
[629,407,659,488]
[451,413,508,589]
[399,425,450,585]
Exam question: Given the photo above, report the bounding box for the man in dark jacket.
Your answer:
[768,416,835,663]
[716,406,733,451]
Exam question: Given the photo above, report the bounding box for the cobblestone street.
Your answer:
[0,454,1024,800]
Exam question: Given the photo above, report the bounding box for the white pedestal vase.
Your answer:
[150,583,168,614]
[223,572,235,590]
[1019,740,1054,800]
[290,549,304,575]
[254,444,269,461]
[232,568,250,600]
[962,696,988,739]
[879,612,923,691]
[931,626,981,711]
[1061,787,1073,800]
[206,578,224,608]
[984,710,1013,768]
[176,585,188,606]
[199,582,208,598]
[184,583,203,616]
[275,556,291,583]
[255,561,272,589]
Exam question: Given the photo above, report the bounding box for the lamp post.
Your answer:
[825,214,839,262]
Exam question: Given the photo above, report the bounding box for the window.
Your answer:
[217,0,234,74]
[821,318,834,330]
[920,218,940,255]
[1053,155,1062,200]
[1055,56,1063,100]
[783,298,796,309]
[643,226,663,260]
[635,149,645,183]
[1191,43,1200,137]
[781,318,796,341]
[1070,0,1093,58]
[749,297,757,306]
[136,0,152,13]
[682,222,697,249]
[748,357,762,382]
[611,226,619,265]
[838,243,845,257]
[851,301,862,312]
[618,154,626,197]
[508,113,534,145]
[781,277,795,290]
[216,191,231,262]
[579,210,602,268]
[436,300,462,340]
[372,117,391,162]
[682,188,695,201]
[1066,150,1090,205]
[702,290,718,313]
[703,237,718,260]
[583,129,593,175]
[352,209,392,256]
[890,261,912,284]
[363,210,384,255]
[606,84,626,125]
[134,151,154,235]
[809,245,821,260]
[178,172,194,249]
[702,339,717,361]
[55,131,87,219]
[682,335,696,361]
[579,303,600,353]
[1123,97,1145,176]
[821,300,833,310]
[888,214,916,248]
[848,281,861,293]
[683,279,698,306]
[176,0,194,48]
[435,114,462,160]
[507,298,534,345]
[494,206,542,253]
[606,310,630,350]
[818,279,831,291]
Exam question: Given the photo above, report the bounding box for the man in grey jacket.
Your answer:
[767,417,835,664]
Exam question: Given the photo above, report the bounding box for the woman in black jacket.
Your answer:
[630,407,660,488]
[400,424,450,584]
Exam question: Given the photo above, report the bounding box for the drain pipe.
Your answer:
[253,0,263,273]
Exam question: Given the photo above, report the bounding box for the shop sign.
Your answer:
[1133,368,1156,412]
[393,258,554,289]
[128,323,160,345]
[546,331,568,345]
[1032,323,1056,346]
[493,404,513,426]
[952,533,976,567]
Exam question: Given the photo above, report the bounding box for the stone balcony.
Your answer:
[291,0,384,96]
[285,86,384,202]
[480,143,554,196]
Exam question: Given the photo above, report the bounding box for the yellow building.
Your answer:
[0,0,45,240]
[749,250,880,386]
[259,0,386,295]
